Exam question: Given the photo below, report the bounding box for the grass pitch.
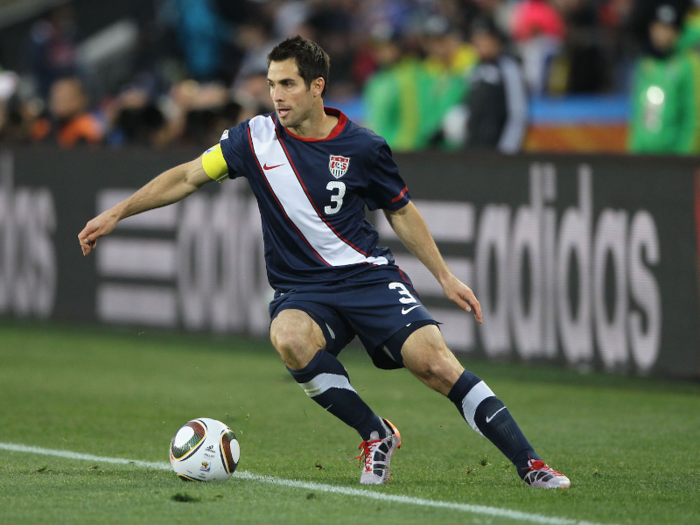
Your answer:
[0,322,698,525]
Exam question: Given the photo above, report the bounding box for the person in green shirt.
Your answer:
[421,16,478,149]
[629,4,700,154]
[363,20,477,152]
[362,29,437,152]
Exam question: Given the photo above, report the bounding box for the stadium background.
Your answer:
[1,2,700,524]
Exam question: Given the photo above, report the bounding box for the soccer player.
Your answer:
[79,36,569,489]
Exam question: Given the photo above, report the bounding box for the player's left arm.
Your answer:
[384,202,482,324]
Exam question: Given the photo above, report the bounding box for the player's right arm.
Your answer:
[79,153,219,256]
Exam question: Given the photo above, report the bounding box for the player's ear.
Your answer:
[313,77,324,98]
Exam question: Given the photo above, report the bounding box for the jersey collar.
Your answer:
[277,107,348,142]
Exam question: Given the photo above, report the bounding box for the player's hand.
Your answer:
[78,210,119,256]
[440,273,482,324]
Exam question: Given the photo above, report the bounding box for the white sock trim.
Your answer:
[461,381,495,435]
[299,373,356,397]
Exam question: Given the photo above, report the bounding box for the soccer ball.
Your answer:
[169,418,240,482]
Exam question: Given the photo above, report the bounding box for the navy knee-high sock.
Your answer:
[448,370,540,478]
[287,350,387,441]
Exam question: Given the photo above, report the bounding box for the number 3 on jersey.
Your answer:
[324,181,346,215]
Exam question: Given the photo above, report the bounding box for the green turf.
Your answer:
[0,322,698,525]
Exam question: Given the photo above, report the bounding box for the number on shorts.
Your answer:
[388,282,417,304]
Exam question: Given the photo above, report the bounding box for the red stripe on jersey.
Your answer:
[391,186,409,203]
[247,125,331,267]
[274,118,371,258]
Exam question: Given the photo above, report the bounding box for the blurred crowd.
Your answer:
[0,0,698,154]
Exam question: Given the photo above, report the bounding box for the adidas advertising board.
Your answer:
[0,147,697,378]
[0,152,57,319]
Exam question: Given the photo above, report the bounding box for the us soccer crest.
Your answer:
[329,155,350,179]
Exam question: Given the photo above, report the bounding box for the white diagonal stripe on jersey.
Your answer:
[249,115,388,267]
[461,380,495,435]
[298,373,356,397]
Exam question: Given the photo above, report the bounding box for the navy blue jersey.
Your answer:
[218,108,411,290]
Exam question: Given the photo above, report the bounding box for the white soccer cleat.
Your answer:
[522,459,571,489]
[353,419,401,485]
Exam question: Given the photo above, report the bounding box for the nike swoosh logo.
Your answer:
[401,305,421,315]
[485,406,507,424]
[263,163,284,170]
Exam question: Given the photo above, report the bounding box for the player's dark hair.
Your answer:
[268,36,330,98]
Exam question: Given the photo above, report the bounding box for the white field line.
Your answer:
[0,442,606,525]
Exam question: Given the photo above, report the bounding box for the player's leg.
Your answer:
[270,308,391,443]
[270,308,323,369]
[400,324,570,488]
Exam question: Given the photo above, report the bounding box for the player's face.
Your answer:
[267,59,316,128]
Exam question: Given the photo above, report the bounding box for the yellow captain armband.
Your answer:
[201,143,229,182]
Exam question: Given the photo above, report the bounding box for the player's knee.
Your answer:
[404,339,462,386]
[270,325,317,369]
[270,327,301,358]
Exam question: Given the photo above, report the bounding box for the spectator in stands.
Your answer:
[167,79,238,148]
[549,0,612,94]
[30,77,103,147]
[510,0,566,94]
[628,0,691,51]
[157,0,232,82]
[362,26,436,151]
[270,0,311,39]
[422,15,479,148]
[462,17,528,154]
[628,4,700,154]
[24,4,79,99]
[306,0,358,99]
[233,21,277,90]
[424,16,478,76]
[232,68,275,122]
[105,78,168,148]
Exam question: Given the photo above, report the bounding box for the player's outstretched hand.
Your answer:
[440,273,482,324]
[78,210,119,256]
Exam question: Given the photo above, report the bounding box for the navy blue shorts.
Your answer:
[269,266,439,370]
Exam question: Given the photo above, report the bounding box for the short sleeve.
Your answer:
[218,120,250,179]
[364,140,411,211]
